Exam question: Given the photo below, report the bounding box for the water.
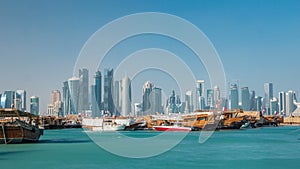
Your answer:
[1,127,300,169]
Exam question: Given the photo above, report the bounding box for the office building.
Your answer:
[15,90,26,111]
[270,97,278,115]
[196,80,205,110]
[68,77,80,114]
[206,89,214,109]
[229,84,239,110]
[241,87,250,111]
[103,69,114,115]
[150,87,163,114]
[278,91,286,115]
[94,70,102,112]
[1,90,15,108]
[79,68,89,113]
[114,80,121,115]
[185,90,193,113]
[121,76,131,116]
[286,90,296,116]
[264,83,273,115]
[30,96,39,115]
[142,81,154,113]
[62,81,71,116]
[249,90,255,110]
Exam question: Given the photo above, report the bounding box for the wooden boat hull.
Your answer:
[0,124,43,144]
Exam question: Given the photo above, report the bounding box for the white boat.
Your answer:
[82,117,132,131]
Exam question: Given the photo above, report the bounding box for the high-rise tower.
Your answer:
[229,84,239,110]
[196,80,205,110]
[68,77,80,114]
[264,83,273,115]
[79,68,89,113]
[103,69,114,115]
[121,76,131,116]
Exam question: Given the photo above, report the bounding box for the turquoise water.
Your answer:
[1,127,300,169]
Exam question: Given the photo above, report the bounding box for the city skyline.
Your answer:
[1,65,299,117]
[1,0,300,112]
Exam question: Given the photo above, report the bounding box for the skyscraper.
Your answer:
[270,97,278,115]
[286,90,296,116]
[229,84,239,110]
[278,91,286,115]
[142,81,154,113]
[249,90,255,110]
[103,69,114,115]
[255,96,263,111]
[91,85,100,117]
[196,80,205,110]
[1,90,15,108]
[185,90,193,113]
[15,90,26,111]
[79,68,89,113]
[241,87,250,111]
[213,86,220,107]
[68,77,80,114]
[167,90,177,113]
[114,80,121,115]
[121,76,131,116]
[150,87,163,114]
[30,96,39,115]
[94,70,102,112]
[62,81,71,116]
[264,83,273,115]
[206,89,214,109]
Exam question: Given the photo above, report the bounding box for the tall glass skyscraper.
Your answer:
[114,80,121,115]
[241,87,250,111]
[30,96,39,115]
[1,90,15,108]
[278,91,286,115]
[264,83,273,115]
[255,96,263,111]
[150,87,163,114]
[68,77,80,114]
[213,86,220,106]
[142,81,153,113]
[286,90,296,116]
[249,90,255,110]
[63,81,71,116]
[229,84,239,110]
[270,97,278,115]
[91,85,100,117]
[79,68,89,113]
[196,80,205,110]
[94,70,102,112]
[103,69,114,115]
[185,90,193,113]
[167,90,177,113]
[15,90,26,111]
[121,76,131,117]
[206,89,214,109]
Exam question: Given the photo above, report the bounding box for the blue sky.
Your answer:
[1,0,300,113]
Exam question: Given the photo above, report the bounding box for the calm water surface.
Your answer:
[1,126,300,169]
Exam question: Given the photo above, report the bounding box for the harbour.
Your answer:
[1,127,300,169]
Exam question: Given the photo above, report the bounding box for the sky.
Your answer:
[1,0,300,113]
